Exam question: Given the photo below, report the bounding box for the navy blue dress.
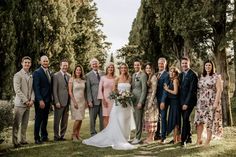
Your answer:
[167,81,181,134]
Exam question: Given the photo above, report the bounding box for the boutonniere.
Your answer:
[135,77,140,82]
[29,74,32,78]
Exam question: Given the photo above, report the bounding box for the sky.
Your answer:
[94,0,141,53]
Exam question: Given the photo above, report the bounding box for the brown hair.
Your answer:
[169,67,180,80]
[73,64,85,79]
[202,60,215,77]
[144,62,154,87]
[60,58,69,65]
[181,57,190,63]
[21,56,32,62]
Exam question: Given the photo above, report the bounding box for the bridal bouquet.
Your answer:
[109,90,134,108]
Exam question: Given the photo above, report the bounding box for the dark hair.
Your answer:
[144,62,155,87]
[202,60,215,77]
[60,59,69,65]
[181,57,190,62]
[21,56,31,62]
[73,64,85,79]
[133,59,143,66]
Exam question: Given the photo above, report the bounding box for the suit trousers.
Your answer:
[54,105,69,139]
[133,107,143,140]
[12,106,30,145]
[89,105,103,136]
[155,102,168,140]
[181,106,194,142]
[34,102,50,141]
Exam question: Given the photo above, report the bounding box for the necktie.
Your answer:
[96,71,100,81]
[45,70,51,83]
[182,73,186,82]
[64,74,68,85]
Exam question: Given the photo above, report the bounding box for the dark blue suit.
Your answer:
[33,67,52,141]
[179,69,198,143]
[155,70,169,140]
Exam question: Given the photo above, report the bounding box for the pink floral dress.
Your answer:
[194,73,223,137]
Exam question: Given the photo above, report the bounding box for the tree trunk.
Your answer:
[233,40,236,97]
[215,49,233,126]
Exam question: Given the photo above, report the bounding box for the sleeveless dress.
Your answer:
[70,79,86,120]
[82,83,136,150]
[166,80,181,134]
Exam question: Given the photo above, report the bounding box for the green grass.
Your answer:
[1,102,236,157]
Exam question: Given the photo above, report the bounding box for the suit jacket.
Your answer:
[33,67,52,103]
[156,70,169,104]
[86,70,104,106]
[13,69,35,107]
[53,71,71,107]
[179,69,198,107]
[131,71,147,106]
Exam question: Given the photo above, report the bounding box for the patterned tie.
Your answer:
[96,71,100,81]
[64,74,68,85]
[45,70,51,83]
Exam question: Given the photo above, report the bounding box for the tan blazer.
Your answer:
[53,71,71,107]
[13,69,34,107]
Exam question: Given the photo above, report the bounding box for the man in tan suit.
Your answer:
[53,59,71,141]
[13,56,34,148]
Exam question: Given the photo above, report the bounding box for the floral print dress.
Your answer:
[194,73,223,138]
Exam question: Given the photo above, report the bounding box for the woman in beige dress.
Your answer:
[143,62,159,143]
[69,64,87,141]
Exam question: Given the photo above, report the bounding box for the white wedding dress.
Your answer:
[82,83,136,150]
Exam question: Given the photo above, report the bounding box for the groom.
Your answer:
[131,60,147,144]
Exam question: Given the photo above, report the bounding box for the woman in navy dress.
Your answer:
[163,67,181,144]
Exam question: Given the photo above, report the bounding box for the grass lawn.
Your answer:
[1,101,236,157]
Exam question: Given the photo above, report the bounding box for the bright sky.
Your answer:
[94,0,141,53]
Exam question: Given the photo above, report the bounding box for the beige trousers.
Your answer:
[12,106,30,145]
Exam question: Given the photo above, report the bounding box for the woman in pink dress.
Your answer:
[98,62,115,128]
[194,60,223,146]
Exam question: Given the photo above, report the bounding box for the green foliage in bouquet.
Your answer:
[109,90,134,108]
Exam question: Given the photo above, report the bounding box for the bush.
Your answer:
[0,100,13,144]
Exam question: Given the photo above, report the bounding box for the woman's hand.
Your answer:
[163,83,168,91]
[103,99,108,108]
[74,103,78,109]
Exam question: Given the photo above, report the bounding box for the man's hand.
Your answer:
[55,103,61,109]
[74,103,78,109]
[160,102,165,110]
[28,100,34,107]
[88,102,93,108]
[136,103,142,109]
[182,104,188,110]
[39,100,45,109]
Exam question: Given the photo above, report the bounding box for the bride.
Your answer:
[82,63,136,150]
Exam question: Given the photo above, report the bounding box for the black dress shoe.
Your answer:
[186,138,192,143]
[181,142,186,147]
[154,136,162,141]
[35,140,43,144]
[20,141,29,145]
[59,137,66,141]
[14,144,21,148]
[168,139,174,144]
[42,137,49,142]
